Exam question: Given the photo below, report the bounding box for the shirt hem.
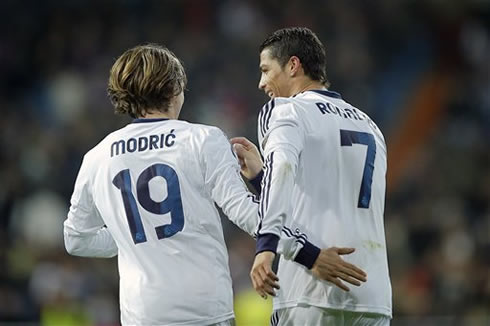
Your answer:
[273,300,392,318]
[121,311,234,326]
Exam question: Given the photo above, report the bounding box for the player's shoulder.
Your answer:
[259,97,295,116]
[258,97,307,139]
[258,97,300,124]
[82,120,153,160]
[345,103,385,141]
[184,121,226,138]
[82,126,128,163]
[180,121,230,152]
[345,104,387,149]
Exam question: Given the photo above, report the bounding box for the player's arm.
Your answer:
[253,101,303,256]
[200,127,260,235]
[231,135,320,289]
[230,137,321,269]
[201,128,324,295]
[252,132,303,298]
[232,135,367,291]
[63,155,118,258]
[250,101,367,297]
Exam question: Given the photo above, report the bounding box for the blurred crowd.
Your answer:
[0,0,488,325]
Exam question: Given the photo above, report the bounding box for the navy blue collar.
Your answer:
[309,89,342,99]
[132,118,169,123]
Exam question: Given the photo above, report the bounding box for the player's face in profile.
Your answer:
[258,48,291,98]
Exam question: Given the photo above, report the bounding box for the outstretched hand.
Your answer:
[250,251,279,299]
[311,247,367,292]
[230,137,263,180]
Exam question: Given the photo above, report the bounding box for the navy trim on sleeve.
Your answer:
[294,241,321,269]
[249,170,264,194]
[256,233,280,255]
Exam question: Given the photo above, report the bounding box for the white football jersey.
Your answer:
[64,118,311,325]
[257,90,392,317]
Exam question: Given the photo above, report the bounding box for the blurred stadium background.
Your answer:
[0,0,488,325]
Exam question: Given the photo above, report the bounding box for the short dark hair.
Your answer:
[107,44,187,118]
[260,27,329,86]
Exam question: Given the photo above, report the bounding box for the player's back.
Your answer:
[274,90,392,317]
[84,119,234,325]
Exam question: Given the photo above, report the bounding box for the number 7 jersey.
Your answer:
[65,119,263,325]
[257,90,392,317]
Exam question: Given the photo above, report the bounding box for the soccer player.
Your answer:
[63,44,366,325]
[232,27,392,325]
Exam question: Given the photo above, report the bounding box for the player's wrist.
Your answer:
[255,233,279,255]
[249,170,264,193]
[294,241,321,269]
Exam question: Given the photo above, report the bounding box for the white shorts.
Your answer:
[271,306,390,326]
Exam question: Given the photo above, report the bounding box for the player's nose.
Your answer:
[258,76,266,90]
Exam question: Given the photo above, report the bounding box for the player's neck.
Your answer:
[141,104,180,120]
[290,78,326,97]
[141,111,174,119]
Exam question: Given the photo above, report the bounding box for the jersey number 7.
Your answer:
[113,163,184,244]
[340,130,376,209]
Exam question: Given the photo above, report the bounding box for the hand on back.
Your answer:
[311,247,367,292]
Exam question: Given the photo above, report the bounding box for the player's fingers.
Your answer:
[346,268,367,282]
[256,262,271,277]
[264,275,280,289]
[251,272,266,296]
[257,265,271,283]
[251,267,264,285]
[337,247,355,255]
[250,270,258,288]
[230,136,247,144]
[263,267,279,281]
[236,156,245,166]
[230,137,253,148]
[342,262,367,280]
[258,272,277,296]
[337,271,362,287]
[253,268,275,297]
[261,282,277,297]
[258,266,279,291]
[260,269,280,289]
[328,276,350,292]
[233,143,247,157]
[252,282,267,299]
[250,267,263,286]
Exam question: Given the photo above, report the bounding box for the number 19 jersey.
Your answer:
[64,119,260,325]
[257,90,392,317]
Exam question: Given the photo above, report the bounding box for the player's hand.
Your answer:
[250,251,279,299]
[230,137,263,180]
[311,247,367,292]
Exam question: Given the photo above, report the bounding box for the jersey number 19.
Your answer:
[113,163,184,244]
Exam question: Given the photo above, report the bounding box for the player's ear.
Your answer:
[288,56,302,77]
